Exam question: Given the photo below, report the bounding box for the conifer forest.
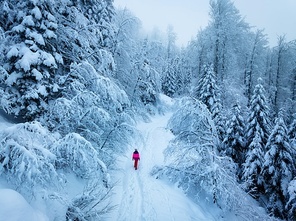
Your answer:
[0,0,295,220]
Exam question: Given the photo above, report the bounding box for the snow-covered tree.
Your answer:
[286,178,296,221]
[153,97,271,219]
[209,0,250,82]
[244,29,268,104]
[261,113,295,219]
[97,0,116,49]
[245,79,271,149]
[124,38,161,113]
[0,1,18,32]
[162,26,179,97]
[66,179,114,221]
[243,79,271,199]
[193,64,216,108]
[113,8,142,93]
[0,121,59,196]
[242,130,264,198]
[177,50,192,95]
[154,97,224,204]
[52,133,110,181]
[0,0,61,120]
[193,63,225,142]
[223,102,246,175]
[43,62,133,162]
[162,58,177,97]
[78,0,116,50]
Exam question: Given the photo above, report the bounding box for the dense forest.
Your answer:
[0,0,295,220]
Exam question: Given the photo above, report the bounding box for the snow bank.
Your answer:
[0,189,48,221]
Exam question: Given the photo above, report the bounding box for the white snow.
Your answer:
[0,189,48,221]
[41,52,56,68]
[22,15,35,27]
[44,29,57,39]
[5,71,22,86]
[7,46,19,59]
[29,31,45,45]
[37,85,48,96]
[0,98,269,220]
[32,6,42,20]
[17,45,39,72]
[32,68,43,80]
[106,113,216,221]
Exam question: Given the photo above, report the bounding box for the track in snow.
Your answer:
[106,113,214,221]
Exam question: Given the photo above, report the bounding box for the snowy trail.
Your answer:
[106,113,215,221]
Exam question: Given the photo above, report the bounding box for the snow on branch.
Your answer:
[153,97,271,220]
[0,121,59,194]
[52,133,110,184]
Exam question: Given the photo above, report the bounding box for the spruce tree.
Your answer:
[287,178,296,221]
[82,0,116,49]
[243,79,270,199]
[242,130,264,198]
[288,118,296,146]
[162,58,177,97]
[1,0,60,120]
[245,79,271,149]
[261,114,295,219]
[131,39,160,106]
[194,63,225,142]
[223,102,246,175]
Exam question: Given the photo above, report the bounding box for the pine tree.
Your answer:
[162,58,177,97]
[243,79,270,199]
[82,0,116,49]
[178,53,192,95]
[242,130,264,198]
[173,57,183,96]
[194,63,225,142]
[194,63,217,109]
[261,113,295,219]
[0,1,19,32]
[162,25,178,98]
[286,178,296,221]
[130,38,160,107]
[245,79,271,149]
[223,102,246,174]
[289,118,296,137]
[97,0,116,49]
[1,0,61,120]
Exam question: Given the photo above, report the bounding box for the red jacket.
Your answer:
[132,151,140,160]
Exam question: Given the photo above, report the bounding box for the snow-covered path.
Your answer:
[106,113,215,221]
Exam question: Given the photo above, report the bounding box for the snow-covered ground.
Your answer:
[0,188,49,221]
[0,116,49,221]
[0,102,270,221]
[106,113,217,221]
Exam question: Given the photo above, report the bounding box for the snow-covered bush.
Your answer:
[0,121,59,195]
[52,133,110,183]
[153,97,271,220]
[66,180,115,221]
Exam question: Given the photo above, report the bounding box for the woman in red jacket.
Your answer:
[132,149,140,170]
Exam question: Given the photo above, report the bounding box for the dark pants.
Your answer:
[134,159,139,170]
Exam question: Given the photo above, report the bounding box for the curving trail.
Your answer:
[106,113,215,221]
